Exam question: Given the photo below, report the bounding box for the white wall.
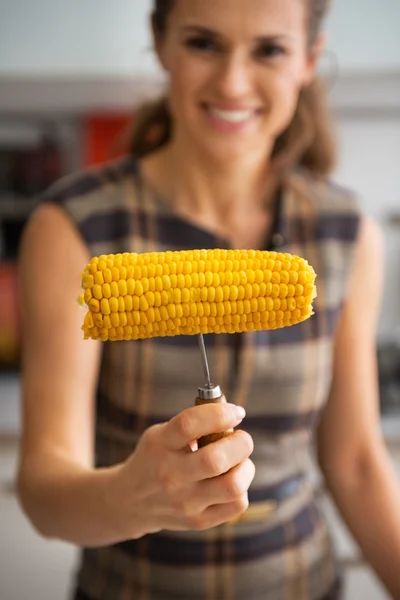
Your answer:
[326,0,400,72]
[1,0,400,76]
[0,0,160,76]
[334,116,400,339]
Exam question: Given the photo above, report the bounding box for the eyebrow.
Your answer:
[181,25,294,44]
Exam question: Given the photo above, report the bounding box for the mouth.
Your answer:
[202,104,259,131]
[207,106,255,124]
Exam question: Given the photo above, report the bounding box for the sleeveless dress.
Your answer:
[43,156,360,600]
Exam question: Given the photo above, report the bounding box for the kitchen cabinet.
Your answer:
[0,118,82,370]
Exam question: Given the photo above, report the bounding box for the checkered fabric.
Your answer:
[43,156,360,600]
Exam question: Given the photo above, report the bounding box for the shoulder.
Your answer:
[284,169,363,244]
[285,168,360,215]
[351,215,384,294]
[37,156,140,253]
[42,155,138,208]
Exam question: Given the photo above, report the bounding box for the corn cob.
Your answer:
[80,249,317,342]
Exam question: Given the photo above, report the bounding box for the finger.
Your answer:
[188,440,198,452]
[154,491,250,533]
[164,403,246,451]
[191,494,249,530]
[181,459,255,514]
[194,459,256,512]
[184,430,254,481]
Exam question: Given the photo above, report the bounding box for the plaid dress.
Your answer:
[44,157,360,600]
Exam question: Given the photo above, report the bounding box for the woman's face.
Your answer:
[155,0,322,164]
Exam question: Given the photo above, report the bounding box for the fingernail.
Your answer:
[233,405,246,420]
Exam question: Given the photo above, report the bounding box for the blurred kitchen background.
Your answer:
[0,1,399,599]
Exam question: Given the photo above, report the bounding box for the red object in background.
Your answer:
[83,114,132,167]
[0,262,20,367]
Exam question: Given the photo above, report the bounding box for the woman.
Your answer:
[17,1,400,599]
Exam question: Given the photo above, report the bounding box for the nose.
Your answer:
[215,52,254,100]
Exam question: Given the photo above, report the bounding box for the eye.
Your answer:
[184,36,219,53]
[255,43,286,60]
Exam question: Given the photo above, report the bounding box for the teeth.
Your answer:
[208,107,253,124]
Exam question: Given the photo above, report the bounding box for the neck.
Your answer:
[156,132,276,223]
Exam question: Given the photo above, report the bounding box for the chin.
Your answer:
[197,133,268,166]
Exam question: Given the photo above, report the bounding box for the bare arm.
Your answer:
[17,204,255,546]
[17,204,124,545]
[317,216,400,598]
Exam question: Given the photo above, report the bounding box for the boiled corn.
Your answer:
[81,249,317,341]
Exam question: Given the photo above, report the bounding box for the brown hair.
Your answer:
[129,0,336,176]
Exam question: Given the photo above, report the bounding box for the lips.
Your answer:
[207,106,255,124]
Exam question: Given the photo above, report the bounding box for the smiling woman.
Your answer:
[17,1,400,600]
[131,0,335,177]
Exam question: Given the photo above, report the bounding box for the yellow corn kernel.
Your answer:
[84,288,93,305]
[281,271,290,285]
[273,298,281,311]
[81,249,316,340]
[279,284,288,299]
[296,296,306,308]
[265,297,274,311]
[83,274,94,289]
[127,279,135,295]
[94,271,104,286]
[89,298,100,313]
[271,284,280,299]
[118,280,127,297]
[93,313,103,328]
[298,270,310,285]
[271,272,281,284]
[108,297,118,313]
[103,268,112,284]
[110,281,119,297]
[125,295,133,312]
[135,280,144,296]
[84,312,94,328]
[168,305,177,319]
[101,298,111,315]
[214,287,223,303]
[111,313,120,328]
[243,299,251,314]
[139,296,149,311]
[102,284,111,299]
[93,285,103,300]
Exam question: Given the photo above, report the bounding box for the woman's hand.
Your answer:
[115,402,255,539]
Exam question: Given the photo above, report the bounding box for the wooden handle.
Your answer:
[195,393,233,448]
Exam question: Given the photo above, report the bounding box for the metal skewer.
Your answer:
[197,333,222,400]
[198,333,212,388]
